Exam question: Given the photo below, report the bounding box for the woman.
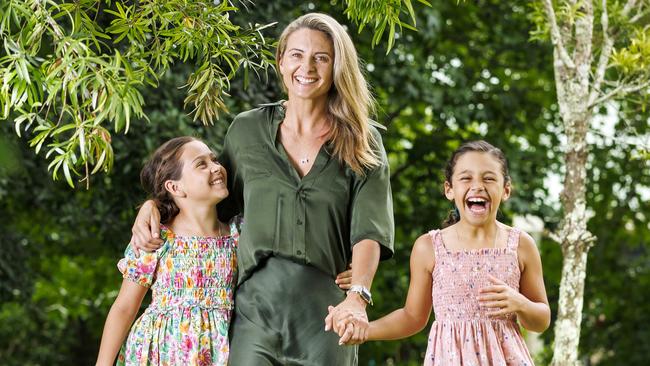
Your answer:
[130,13,394,365]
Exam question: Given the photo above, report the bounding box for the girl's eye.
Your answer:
[316,55,329,63]
[291,52,302,58]
[211,157,220,164]
[460,177,471,181]
[485,177,495,181]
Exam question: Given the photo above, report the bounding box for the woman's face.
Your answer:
[279,28,334,102]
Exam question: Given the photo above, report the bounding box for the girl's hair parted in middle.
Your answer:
[442,140,511,228]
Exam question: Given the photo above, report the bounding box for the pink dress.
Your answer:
[424,228,534,366]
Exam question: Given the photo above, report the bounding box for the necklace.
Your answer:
[280,117,330,167]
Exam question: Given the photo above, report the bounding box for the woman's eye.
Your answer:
[316,56,329,63]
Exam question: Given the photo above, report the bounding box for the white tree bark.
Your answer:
[543,0,597,365]
[541,0,645,363]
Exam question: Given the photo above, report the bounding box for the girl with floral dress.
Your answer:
[362,140,551,365]
[96,136,237,366]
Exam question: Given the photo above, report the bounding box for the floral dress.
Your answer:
[424,228,534,366]
[116,221,238,366]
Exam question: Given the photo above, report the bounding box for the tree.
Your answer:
[529,1,650,364]
[0,0,428,188]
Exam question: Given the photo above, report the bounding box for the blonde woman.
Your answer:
[131,13,394,364]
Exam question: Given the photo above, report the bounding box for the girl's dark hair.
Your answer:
[140,136,197,224]
[442,140,511,228]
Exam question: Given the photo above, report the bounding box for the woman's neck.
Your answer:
[283,99,330,134]
[169,204,222,237]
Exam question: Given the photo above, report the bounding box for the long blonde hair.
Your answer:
[276,13,382,175]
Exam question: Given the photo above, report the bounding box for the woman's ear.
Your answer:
[164,180,186,198]
[444,181,454,201]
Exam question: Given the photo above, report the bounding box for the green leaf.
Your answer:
[62,160,74,188]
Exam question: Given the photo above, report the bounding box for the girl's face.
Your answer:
[167,140,228,205]
[444,152,511,226]
[278,28,334,102]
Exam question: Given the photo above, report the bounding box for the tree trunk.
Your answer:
[549,65,597,366]
[550,6,595,361]
[551,131,592,366]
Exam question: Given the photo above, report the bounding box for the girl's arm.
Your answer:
[515,232,551,332]
[95,279,148,366]
[479,232,551,333]
[367,233,434,340]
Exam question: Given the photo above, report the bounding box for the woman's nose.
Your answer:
[300,57,315,70]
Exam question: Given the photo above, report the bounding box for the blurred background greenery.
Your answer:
[1,1,649,365]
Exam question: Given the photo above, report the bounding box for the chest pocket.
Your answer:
[238,144,272,182]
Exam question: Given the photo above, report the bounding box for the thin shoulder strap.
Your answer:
[428,229,444,257]
[507,228,521,250]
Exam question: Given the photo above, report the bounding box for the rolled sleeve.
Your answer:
[349,145,395,260]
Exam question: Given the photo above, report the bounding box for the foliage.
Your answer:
[0,0,276,187]
[0,0,430,188]
[1,1,649,365]
[337,0,432,51]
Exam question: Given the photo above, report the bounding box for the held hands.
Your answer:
[130,200,163,256]
[324,293,369,346]
[478,274,527,317]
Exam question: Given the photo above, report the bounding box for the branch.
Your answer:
[628,1,649,23]
[542,0,576,69]
[573,0,594,67]
[589,79,650,108]
[589,0,615,105]
[622,0,639,17]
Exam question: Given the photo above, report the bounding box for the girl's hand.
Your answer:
[325,304,369,345]
[335,265,352,290]
[478,274,527,317]
[130,200,163,256]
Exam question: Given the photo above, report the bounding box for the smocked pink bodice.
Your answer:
[424,228,535,366]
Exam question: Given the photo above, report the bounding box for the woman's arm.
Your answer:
[367,233,434,340]
[95,280,148,366]
[130,200,163,256]
[325,239,380,344]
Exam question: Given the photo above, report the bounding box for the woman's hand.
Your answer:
[478,274,527,317]
[130,200,163,256]
[324,294,369,345]
[335,265,352,290]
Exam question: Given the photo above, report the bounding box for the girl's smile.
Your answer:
[445,151,511,225]
[175,140,229,204]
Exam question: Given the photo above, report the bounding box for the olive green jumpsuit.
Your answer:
[218,102,394,365]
